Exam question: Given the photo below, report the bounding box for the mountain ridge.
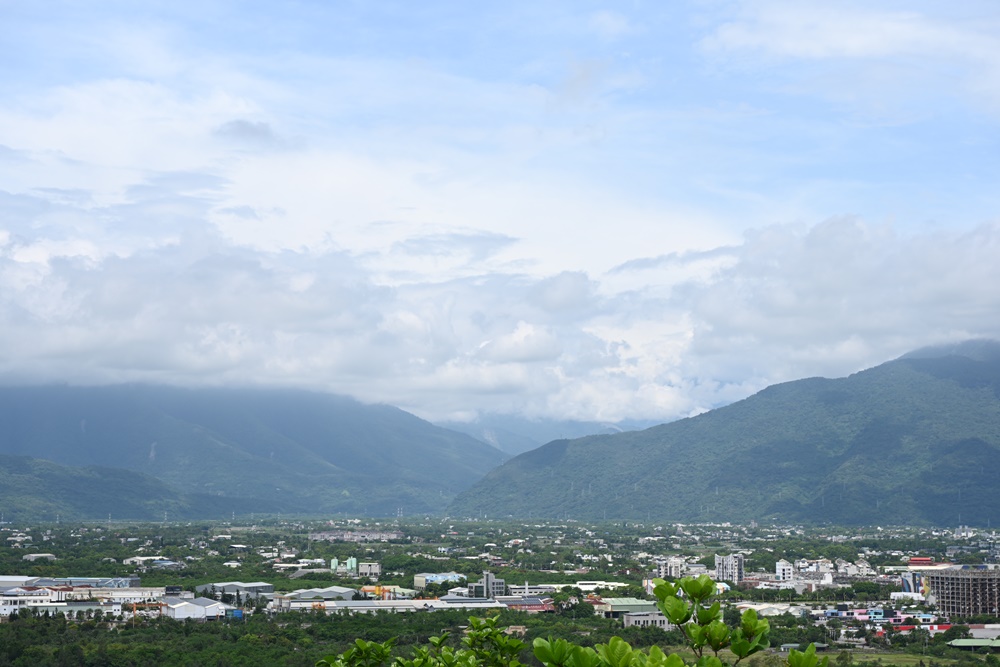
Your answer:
[0,385,506,520]
[448,344,1000,525]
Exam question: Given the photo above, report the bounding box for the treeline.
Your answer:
[0,605,675,667]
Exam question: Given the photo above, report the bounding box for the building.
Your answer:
[1,586,66,617]
[414,572,467,591]
[270,596,504,615]
[653,557,685,579]
[715,554,745,584]
[361,585,415,600]
[495,595,556,613]
[358,562,381,578]
[623,611,672,629]
[195,581,275,598]
[507,583,558,596]
[22,553,57,562]
[309,530,403,542]
[591,597,658,619]
[925,565,1000,618]
[776,560,794,582]
[469,571,506,599]
[271,586,357,611]
[331,557,358,574]
[575,581,629,592]
[161,597,232,620]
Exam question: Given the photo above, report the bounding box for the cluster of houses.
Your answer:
[650,553,885,595]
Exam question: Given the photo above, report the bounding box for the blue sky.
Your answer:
[1,1,999,422]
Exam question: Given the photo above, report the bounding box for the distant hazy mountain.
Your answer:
[0,386,505,520]
[0,454,302,521]
[449,340,1000,526]
[436,415,659,456]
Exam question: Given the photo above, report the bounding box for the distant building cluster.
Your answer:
[308,530,403,542]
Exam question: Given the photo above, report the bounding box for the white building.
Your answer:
[623,611,673,629]
[1,586,65,617]
[654,556,686,579]
[776,559,794,581]
[715,554,745,583]
[161,597,232,620]
[195,582,275,598]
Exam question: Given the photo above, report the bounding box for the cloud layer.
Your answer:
[1,1,998,423]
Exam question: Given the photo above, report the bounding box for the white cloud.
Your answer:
[1,170,998,423]
[701,2,1000,112]
[0,2,998,426]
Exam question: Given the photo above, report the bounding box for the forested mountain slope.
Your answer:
[0,386,506,519]
[449,341,1000,525]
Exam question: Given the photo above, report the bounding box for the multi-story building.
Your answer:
[715,553,745,584]
[925,565,1000,618]
[775,559,794,581]
[654,556,686,579]
[468,571,506,599]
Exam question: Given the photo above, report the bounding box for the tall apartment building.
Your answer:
[775,559,794,581]
[715,553,745,584]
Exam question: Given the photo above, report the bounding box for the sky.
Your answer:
[1,1,999,423]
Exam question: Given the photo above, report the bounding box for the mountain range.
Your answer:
[2,341,999,525]
[0,385,507,520]
[449,340,1000,525]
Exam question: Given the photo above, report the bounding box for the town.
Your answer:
[3,517,1000,665]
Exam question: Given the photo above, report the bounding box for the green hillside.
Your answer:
[449,341,1000,526]
[0,386,506,519]
[0,454,301,521]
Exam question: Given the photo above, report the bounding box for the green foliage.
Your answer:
[786,644,829,667]
[652,575,770,666]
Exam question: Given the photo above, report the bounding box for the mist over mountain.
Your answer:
[436,415,659,456]
[449,341,1000,526]
[0,386,505,520]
